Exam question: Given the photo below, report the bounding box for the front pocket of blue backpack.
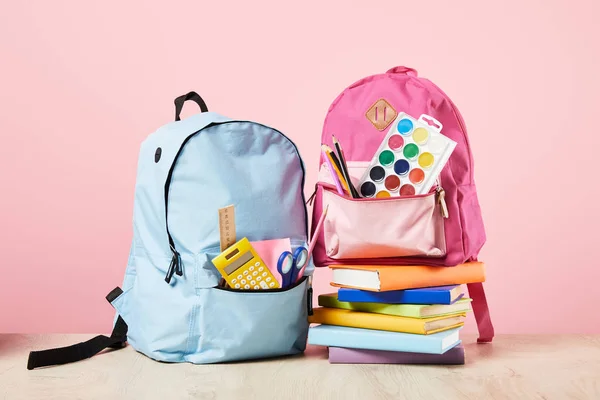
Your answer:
[189,277,309,363]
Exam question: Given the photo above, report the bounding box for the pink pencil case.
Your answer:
[317,162,446,260]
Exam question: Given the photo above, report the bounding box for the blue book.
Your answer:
[337,285,464,305]
[308,325,462,354]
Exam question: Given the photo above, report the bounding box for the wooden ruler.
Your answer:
[218,205,236,251]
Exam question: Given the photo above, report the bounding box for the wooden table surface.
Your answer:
[1,334,599,399]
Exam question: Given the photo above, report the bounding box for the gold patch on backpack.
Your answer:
[366,99,397,131]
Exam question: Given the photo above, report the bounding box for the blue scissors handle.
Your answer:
[277,247,308,288]
[289,247,308,285]
[277,251,294,288]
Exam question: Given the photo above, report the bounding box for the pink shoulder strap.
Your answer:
[467,282,494,343]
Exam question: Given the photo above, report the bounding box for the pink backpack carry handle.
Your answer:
[311,66,493,342]
[386,66,418,76]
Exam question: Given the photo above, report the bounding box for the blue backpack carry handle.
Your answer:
[174,91,208,121]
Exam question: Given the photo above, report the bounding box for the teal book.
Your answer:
[308,325,462,354]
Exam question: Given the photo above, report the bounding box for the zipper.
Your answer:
[215,276,307,293]
[435,186,449,218]
[307,275,313,316]
[306,189,317,206]
[217,275,312,315]
[163,121,310,284]
[317,161,439,202]
[434,175,448,218]
[426,81,474,185]
[319,182,449,218]
[318,182,437,202]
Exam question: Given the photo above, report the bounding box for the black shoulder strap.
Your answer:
[27,288,128,370]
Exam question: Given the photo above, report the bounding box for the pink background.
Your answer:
[1,0,599,334]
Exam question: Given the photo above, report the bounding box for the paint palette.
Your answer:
[357,112,457,198]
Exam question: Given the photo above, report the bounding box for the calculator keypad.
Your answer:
[224,260,279,291]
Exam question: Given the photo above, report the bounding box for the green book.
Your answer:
[318,293,472,319]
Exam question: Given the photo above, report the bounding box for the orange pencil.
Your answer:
[332,135,359,198]
[322,145,350,195]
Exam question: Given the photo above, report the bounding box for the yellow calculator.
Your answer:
[212,237,281,290]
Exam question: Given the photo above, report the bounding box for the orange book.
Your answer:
[330,262,485,292]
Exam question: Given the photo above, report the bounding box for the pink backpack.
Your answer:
[310,66,493,342]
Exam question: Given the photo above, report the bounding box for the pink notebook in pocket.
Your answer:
[251,238,291,286]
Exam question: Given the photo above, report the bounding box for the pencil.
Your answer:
[322,145,350,195]
[322,150,345,195]
[322,145,341,170]
[332,135,359,198]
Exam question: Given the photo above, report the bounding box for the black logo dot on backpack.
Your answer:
[155,147,162,163]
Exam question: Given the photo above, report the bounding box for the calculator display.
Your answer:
[223,251,253,275]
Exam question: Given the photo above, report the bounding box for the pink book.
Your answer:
[328,344,465,365]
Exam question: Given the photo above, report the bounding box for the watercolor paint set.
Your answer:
[356,113,456,198]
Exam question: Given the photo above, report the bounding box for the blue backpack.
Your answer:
[27,92,312,369]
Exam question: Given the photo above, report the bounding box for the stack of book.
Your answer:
[307,261,486,365]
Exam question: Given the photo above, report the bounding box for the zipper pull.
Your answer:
[436,187,449,218]
[306,187,317,206]
[165,251,182,283]
[307,275,313,316]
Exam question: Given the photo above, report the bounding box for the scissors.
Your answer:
[277,246,308,288]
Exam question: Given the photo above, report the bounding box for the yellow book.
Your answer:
[308,307,465,335]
